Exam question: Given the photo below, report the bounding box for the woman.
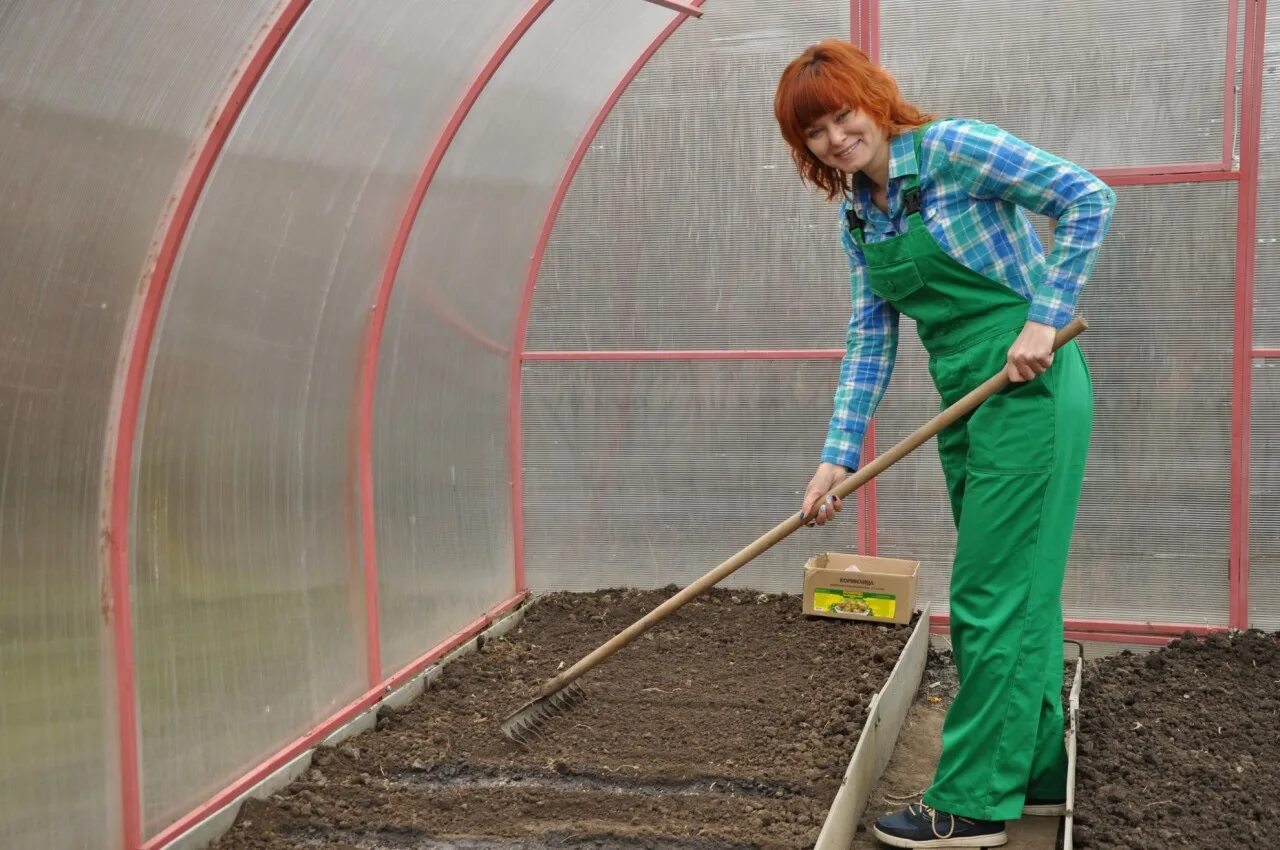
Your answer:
[774,41,1114,848]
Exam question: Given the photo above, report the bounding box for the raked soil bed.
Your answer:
[212,588,915,850]
[1075,630,1280,850]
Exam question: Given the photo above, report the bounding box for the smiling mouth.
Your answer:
[835,140,860,158]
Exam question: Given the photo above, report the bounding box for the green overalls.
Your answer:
[846,126,1093,821]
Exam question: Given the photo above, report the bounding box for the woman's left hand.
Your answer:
[1006,321,1057,382]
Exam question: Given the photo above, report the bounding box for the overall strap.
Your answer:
[902,121,935,219]
[845,200,866,244]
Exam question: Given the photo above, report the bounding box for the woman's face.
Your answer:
[803,106,887,176]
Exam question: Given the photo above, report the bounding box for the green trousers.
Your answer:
[922,332,1092,820]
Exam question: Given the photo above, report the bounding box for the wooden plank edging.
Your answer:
[815,603,932,849]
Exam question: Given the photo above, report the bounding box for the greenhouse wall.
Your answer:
[0,1,1271,848]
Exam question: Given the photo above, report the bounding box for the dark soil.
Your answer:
[212,588,915,850]
[1075,631,1280,850]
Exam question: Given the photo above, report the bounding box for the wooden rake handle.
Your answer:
[537,317,1088,698]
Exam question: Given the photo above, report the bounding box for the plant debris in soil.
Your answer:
[1075,630,1280,849]
[212,587,916,850]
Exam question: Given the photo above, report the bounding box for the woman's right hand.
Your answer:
[802,462,852,527]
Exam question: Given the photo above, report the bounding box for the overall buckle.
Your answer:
[903,188,922,217]
[845,206,864,235]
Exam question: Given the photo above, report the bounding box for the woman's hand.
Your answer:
[802,462,851,527]
[1006,321,1057,382]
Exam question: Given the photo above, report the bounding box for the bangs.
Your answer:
[776,63,854,139]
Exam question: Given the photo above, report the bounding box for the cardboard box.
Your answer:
[803,552,919,625]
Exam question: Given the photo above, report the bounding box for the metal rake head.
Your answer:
[499,681,587,744]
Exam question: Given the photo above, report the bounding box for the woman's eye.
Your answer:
[806,127,822,139]
[837,110,851,121]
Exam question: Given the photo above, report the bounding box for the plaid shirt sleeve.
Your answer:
[936,120,1116,329]
[822,224,899,471]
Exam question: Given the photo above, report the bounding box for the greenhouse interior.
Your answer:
[2,1,1277,849]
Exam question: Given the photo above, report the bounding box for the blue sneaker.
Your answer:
[872,803,1007,847]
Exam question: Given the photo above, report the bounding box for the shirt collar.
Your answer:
[887,130,919,180]
[844,131,919,224]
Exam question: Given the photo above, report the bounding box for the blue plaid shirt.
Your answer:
[822,119,1115,471]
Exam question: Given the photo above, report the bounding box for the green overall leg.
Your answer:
[922,340,1092,822]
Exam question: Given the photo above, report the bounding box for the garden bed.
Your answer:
[212,588,916,850]
[1074,630,1280,850]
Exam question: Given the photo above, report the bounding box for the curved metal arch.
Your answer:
[353,0,554,687]
[98,3,317,847]
[507,0,707,591]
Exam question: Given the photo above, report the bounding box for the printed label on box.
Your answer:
[814,587,896,619]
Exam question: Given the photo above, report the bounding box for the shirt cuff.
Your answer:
[1027,297,1075,330]
[821,441,860,472]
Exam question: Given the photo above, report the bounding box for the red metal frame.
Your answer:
[1229,0,1267,630]
[858,423,878,554]
[640,0,703,17]
[866,0,881,62]
[1058,632,1179,646]
[356,0,553,687]
[932,612,1227,637]
[1225,0,1242,168]
[99,3,316,848]
[930,622,1190,647]
[522,348,843,361]
[142,591,528,850]
[929,615,1229,647]
[857,0,882,555]
[519,320,1276,378]
[1095,165,1239,186]
[509,2,705,594]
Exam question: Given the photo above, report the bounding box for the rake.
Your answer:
[500,317,1088,744]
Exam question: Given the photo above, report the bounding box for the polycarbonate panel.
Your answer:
[132,0,528,835]
[1250,362,1280,629]
[1255,16,1280,347]
[522,360,858,592]
[881,0,1230,168]
[529,0,852,351]
[0,3,280,849]
[877,183,1237,623]
[1251,18,1279,629]
[376,0,677,674]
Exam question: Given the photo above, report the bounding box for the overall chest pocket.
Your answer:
[867,257,927,302]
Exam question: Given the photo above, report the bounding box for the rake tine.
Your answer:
[499,678,593,744]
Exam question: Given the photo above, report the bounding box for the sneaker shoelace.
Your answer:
[908,803,973,839]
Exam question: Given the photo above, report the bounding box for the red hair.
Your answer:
[774,40,933,200]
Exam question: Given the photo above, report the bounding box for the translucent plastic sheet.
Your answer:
[1248,7,1279,630]
[1251,363,1280,630]
[1254,13,1279,346]
[529,0,851,352]
[0,3,280,848]
[880,0,1231,168]
[522,359,858,592]
[375,0,674,674]
[132,0,527,834]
